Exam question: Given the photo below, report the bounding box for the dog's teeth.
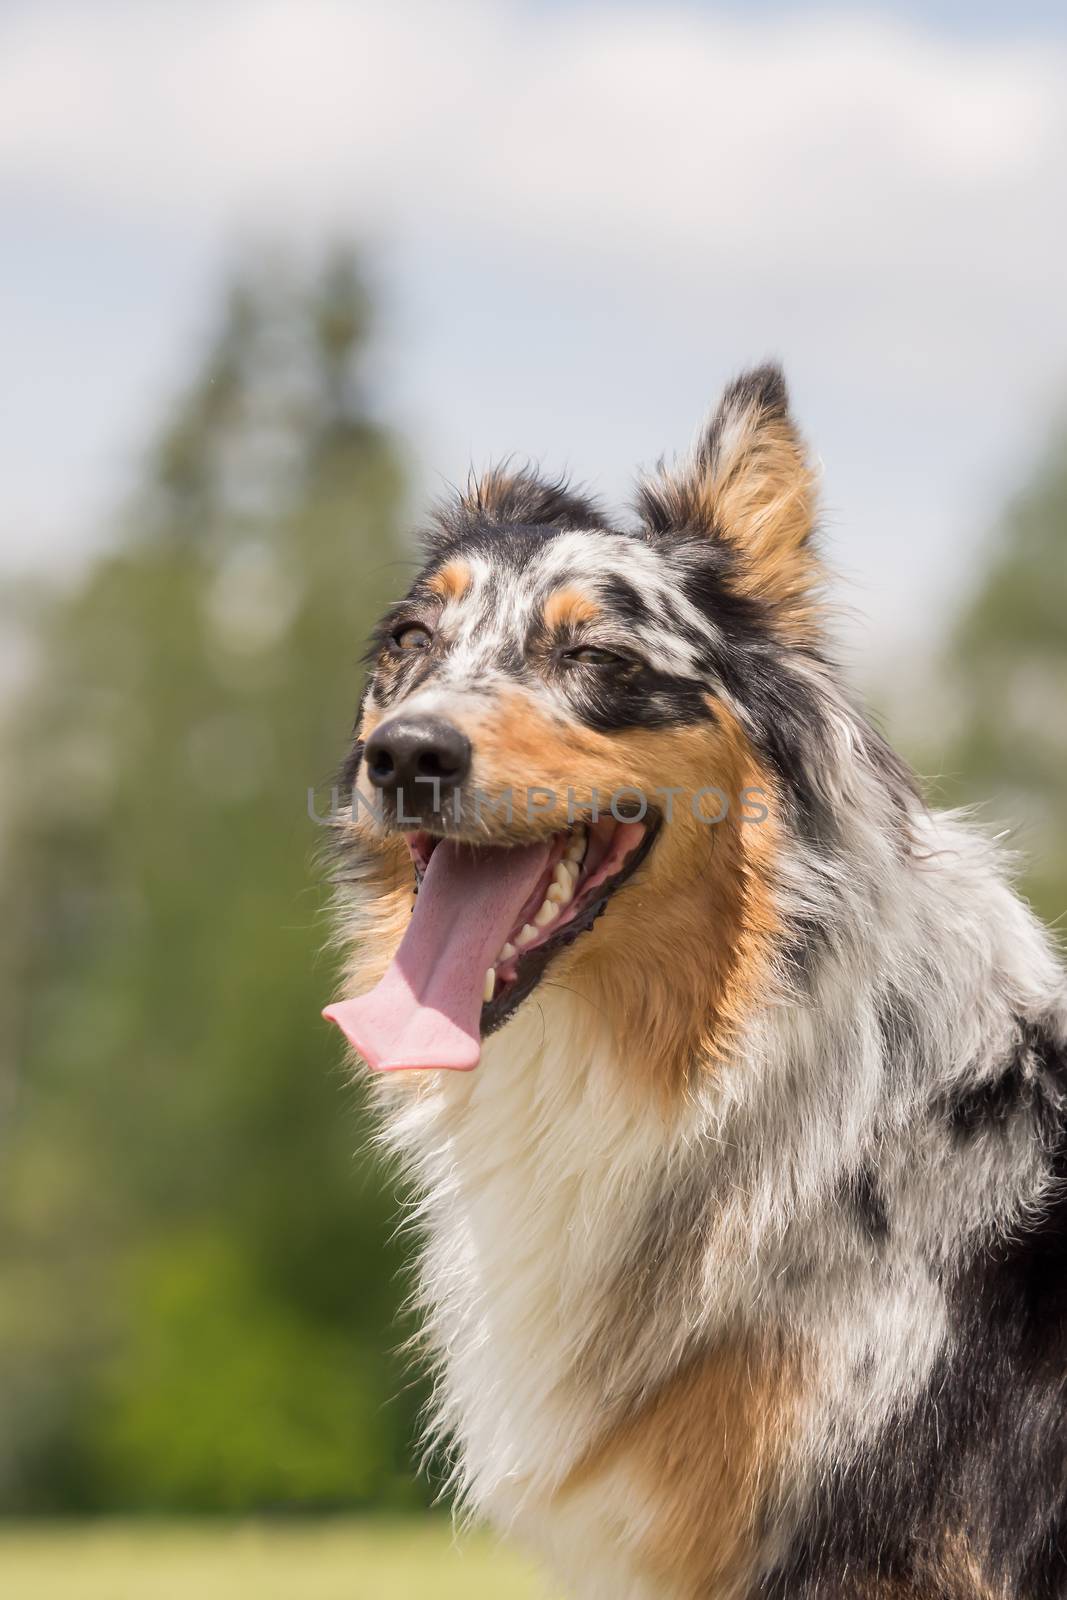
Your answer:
[483,968,495,1003]
[557,859,579,885]
[517,923,538,948]
[549,865,574,902]
[534,900,559,928]
[499,941,517,962]
[565,832,587,863]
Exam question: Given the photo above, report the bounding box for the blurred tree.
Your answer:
[920,414,1067,929]
[0,251,425,1511]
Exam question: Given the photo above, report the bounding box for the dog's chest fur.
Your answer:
[377,988,894,1598]
[372,822,1067,1598]
[368,828,1067,1600]
[383,992,677,1511]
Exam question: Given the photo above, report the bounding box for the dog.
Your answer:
[324,365,1067,1599]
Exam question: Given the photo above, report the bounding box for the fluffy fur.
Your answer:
[328,365,1067,1598]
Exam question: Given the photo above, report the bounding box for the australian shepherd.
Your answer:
[323,366,1067,1599]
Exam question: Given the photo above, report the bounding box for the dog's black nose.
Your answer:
[364,716,471,795]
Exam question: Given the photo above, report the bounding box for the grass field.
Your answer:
[0,1517,552,1599]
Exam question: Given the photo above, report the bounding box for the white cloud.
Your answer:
[2,2,1062,268]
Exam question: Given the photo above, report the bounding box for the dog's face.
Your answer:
[327,366,822,1087]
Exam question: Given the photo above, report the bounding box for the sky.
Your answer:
[2,0,1066,671]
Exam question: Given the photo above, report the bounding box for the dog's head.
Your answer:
[327,365,831,1087]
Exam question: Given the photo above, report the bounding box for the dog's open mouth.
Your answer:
[323,815,657,1072]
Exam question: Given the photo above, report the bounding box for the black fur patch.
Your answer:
[758,1020,1067,1599]
[938,1019,1067,1149]
[842,1164,890,1246]
[548,655,713,735]
[427,464,609,547]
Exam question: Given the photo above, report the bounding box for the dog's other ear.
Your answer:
[636,364,821,640]
[429,463,609,546]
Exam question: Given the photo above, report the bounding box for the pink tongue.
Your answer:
[323,838,552,1072]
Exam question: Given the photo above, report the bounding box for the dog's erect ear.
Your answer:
[430,463,609,545]
[636,364,820,639]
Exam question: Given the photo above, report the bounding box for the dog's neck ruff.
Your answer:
[380,983,687,1515]
[374,804,1065,1593]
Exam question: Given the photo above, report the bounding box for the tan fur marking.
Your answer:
[332,832,412,1029]
[705,404,818,634]
[646,389,821,643]
[462,688,780,1100]
[925,1531,1008,1600]
[331,704,412,1005]
[542,586,601,633]
[358,704,382,742]
[563,1337,800,1598]
[427,559,472,602]
[845,1558,1004,1600]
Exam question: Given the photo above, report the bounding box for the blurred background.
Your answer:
[1,1,1065,1594]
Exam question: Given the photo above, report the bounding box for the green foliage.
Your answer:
[92,1234,393,1509]
[0,251,424,1511]
[926,415,1067,928]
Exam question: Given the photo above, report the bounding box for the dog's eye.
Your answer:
[564,645,626,667]
[391,623,433,652]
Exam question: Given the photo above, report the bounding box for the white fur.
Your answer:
[365,798,1065,1598]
